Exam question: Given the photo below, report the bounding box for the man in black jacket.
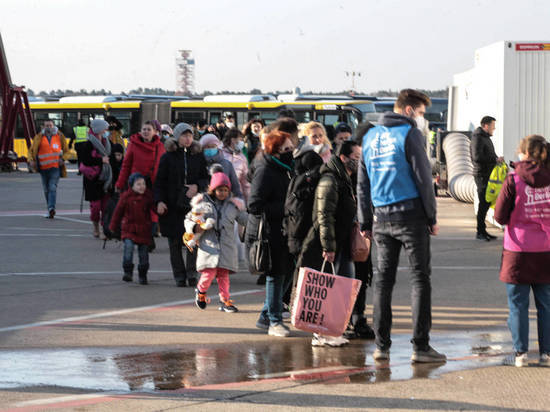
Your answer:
[470,116,503,241]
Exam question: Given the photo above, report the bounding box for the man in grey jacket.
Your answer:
[357,89,446,364]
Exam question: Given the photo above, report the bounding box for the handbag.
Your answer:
[351,222,370,262]
[291,260,362,337]
[248,214,272,275]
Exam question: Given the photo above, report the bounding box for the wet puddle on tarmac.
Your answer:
[0,330,519,392]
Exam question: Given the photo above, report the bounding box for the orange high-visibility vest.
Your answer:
[37,134,62,170]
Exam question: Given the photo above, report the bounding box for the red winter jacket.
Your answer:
[115,134,165,190]
[110,189,154,244]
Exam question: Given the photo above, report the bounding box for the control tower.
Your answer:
[176,50,195,95]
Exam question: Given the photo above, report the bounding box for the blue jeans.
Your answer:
[39,167,60,211]
[506,283,550,354]
[373,220,432,351]
[261,271,293,325]
[123,239,149,267]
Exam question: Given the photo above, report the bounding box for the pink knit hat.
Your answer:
[209,172,231,191]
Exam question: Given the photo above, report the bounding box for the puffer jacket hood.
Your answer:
[380,111,417,129]
[164,138,202,155]
[513,160,550,188]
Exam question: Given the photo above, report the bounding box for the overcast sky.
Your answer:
[1,0,549,94]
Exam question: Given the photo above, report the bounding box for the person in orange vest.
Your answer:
[28,119,69,218]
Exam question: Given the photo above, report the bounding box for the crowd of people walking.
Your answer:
[27,88,550,367]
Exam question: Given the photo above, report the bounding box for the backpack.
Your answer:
[284,164,322,256]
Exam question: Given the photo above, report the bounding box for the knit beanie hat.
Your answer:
[90,119,109,134]
[112,143,124,154]
[209,172,231,191]
[128,172,145,188]
[199,133,221,148]
[172,122,193,139]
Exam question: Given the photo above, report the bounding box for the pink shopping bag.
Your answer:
[291,261,362,337]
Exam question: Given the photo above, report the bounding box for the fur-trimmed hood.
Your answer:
[164,138,202,155]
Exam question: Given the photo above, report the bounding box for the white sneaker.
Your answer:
[311,334,349,347]
[373,347,390,361]
[515,352,529,367]
[268,322,290,337]
[540,353,550,367]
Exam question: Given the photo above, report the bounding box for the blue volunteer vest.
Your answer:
[362,124,419,207]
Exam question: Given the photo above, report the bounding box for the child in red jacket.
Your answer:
[110,172,154,284]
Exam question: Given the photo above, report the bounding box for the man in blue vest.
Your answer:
[357,89,446,364]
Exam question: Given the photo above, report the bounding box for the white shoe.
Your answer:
[268,322,290,337]
[515,352,529,367]
[373,347,390,361]
[540,353,550,367]
[311,334,349,347]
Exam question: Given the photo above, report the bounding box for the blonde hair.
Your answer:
[300,121,332,149]
[518,134,548,165]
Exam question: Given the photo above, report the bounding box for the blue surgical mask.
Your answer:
[204,148,218,158]
[235,141,245,152]
[103,131,110,139]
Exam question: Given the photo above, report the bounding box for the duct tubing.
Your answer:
[442,133,477,203]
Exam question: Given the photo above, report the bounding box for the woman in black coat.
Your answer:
[154,123,208,287]
[247,129,295,337]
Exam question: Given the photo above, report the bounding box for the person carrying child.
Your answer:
[187,172,248,312]
[494,135,550,367]
[110,172,154,285]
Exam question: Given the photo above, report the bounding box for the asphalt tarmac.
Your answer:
[0,166,548,411]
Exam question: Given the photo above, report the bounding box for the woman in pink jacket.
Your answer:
[494,134,550,368]
[221,128,250,202]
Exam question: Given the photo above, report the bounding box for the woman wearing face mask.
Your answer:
[243,119,265,165]
[198,133,243,199]
[76,119,114,238]
[247,130,296,338]
[221,128,250,202]
[297,140,361,347]
[115,121,165,192]
[301,121,332,164]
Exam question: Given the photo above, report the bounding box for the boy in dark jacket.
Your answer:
[110,172,154,285]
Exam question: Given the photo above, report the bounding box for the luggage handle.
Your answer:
[320,259,336,276]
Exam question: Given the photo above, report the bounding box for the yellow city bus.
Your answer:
[14,97,375,160]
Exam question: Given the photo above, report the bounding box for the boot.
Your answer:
[92,221,100,238]
[99,224,107,240]
[122,263,134,282]
[138,264,149,285]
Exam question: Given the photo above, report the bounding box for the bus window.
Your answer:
[63,112,79,138]
[236,112,247,128]
[208,112,221,125]
[258,111,278,125]
[35,112,62,131]
[173,110,206,126]
[294,111,312,123]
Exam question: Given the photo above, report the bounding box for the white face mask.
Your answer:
[235,140,245,152]
[225,122,235,129]
[415,116,426,130]
[312,143,325,154]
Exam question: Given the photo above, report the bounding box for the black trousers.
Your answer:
[474,174,491,234]
[167,236,197,282]
[352,257,373,323]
